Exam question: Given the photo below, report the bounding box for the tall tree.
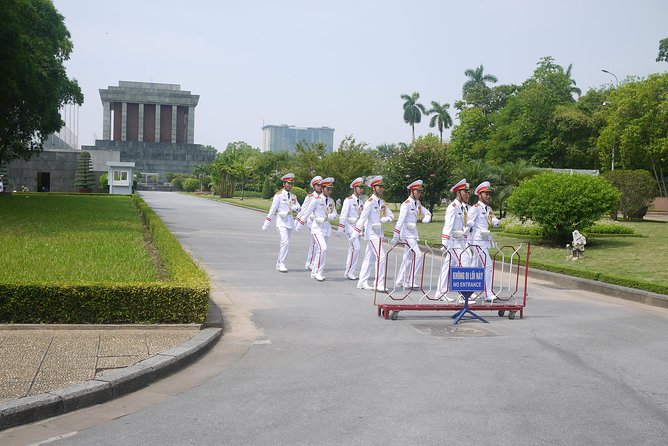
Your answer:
[382,134,450,213]
[565,63,582,98]
[0,0,83,165]
[401,92,427,141]
[319,136,377,200]
[462,65,498,97]
[657,37,668,62]
[488,56,580,166]
[596,73,668,196]
[427,101,453,142]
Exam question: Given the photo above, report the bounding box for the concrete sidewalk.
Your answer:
[0,325,200,402]
[0,301,223,430]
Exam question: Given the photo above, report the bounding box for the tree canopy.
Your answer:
[0,0,83,165]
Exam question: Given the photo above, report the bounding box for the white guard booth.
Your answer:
[107,161,135,195]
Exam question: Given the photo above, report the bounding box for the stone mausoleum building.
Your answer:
[5,81,215,192]
[84,81,215,186]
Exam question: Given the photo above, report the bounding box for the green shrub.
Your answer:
[586,222,635,235]
[603,169,658,220]
[182,177,200,192]
[506,172,620,242]
[262,177,275,199]
[233,190,262,198]
[291,186,307,203]
[74,151,95,192]
[98,172,108,192]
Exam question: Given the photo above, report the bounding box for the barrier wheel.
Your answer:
[390,311,399,320]
[498,310,506,317]
[508,311,516,320]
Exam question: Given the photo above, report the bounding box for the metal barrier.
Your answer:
[374,240,531,321]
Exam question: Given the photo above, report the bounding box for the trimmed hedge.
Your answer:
[0,195,210,324]
[528,260,668,296]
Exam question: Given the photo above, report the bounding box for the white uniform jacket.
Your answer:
[295,194,337,237]
[354,195,394,240]
[263,189,301,230]
[301,191,320,227]
[466,202,500,249]
[441,199,468,248]
[393,197,432,241]
[337,194,364,235]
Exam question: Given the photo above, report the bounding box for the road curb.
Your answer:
[0,302,223,431]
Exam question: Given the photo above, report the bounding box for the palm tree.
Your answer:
[401,92,427,141]
[427,101,453,142]
[565,63,582,98]
[462,65,498,97]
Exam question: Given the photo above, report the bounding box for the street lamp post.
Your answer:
[601,70,620,171]
[601,69,619,88]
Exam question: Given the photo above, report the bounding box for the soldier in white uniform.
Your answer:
[352,175,394,291]
[302,175,323,270]
[262,173,301,272]
[435,179,471,301]
[295,177,337,281]
[391,179,432,289]
[337,177,365,280]
[466,181,501,302]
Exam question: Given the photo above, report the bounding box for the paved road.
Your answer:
[4,191,668,445]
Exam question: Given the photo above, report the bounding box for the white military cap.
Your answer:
[310,175,323,187]
[407,179,424,190]
[450,178,469,193]
[319,177,335,187]
[474,181,492,196]
[350,177,364,188]
[367,175,383,188]
[281,173,295,182]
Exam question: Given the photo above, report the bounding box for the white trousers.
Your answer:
[311,233,329,275]
[344,233,361,276]
[395,238,423,287]
[275,226,291,267]
[305,226,316,268]
[357,236,386,288]
[469,246,494,296]
[436,242,469,295]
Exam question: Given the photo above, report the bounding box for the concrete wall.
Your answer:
[7,150,81,193]
[84,140,215,183]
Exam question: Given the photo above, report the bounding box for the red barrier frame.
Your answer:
[375,242,531,321]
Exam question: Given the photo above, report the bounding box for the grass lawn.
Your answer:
[0,194,159,283]
[201,194,668,293]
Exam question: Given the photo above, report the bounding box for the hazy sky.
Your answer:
[53,0,667,152]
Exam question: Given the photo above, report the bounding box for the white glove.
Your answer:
[351,230,360,240]
[294,223,302,232]
[492,217,501,228]
[422,215,431,224]
[328,212,337,220]
[291,204,301,212]
[390,237,399,246]
[336,228,343,237]
[380,216,391,223]
[262,224,269,231]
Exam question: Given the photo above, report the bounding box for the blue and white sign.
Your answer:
[450,267,485,292]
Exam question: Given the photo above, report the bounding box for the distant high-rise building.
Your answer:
[262,125,334,153]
